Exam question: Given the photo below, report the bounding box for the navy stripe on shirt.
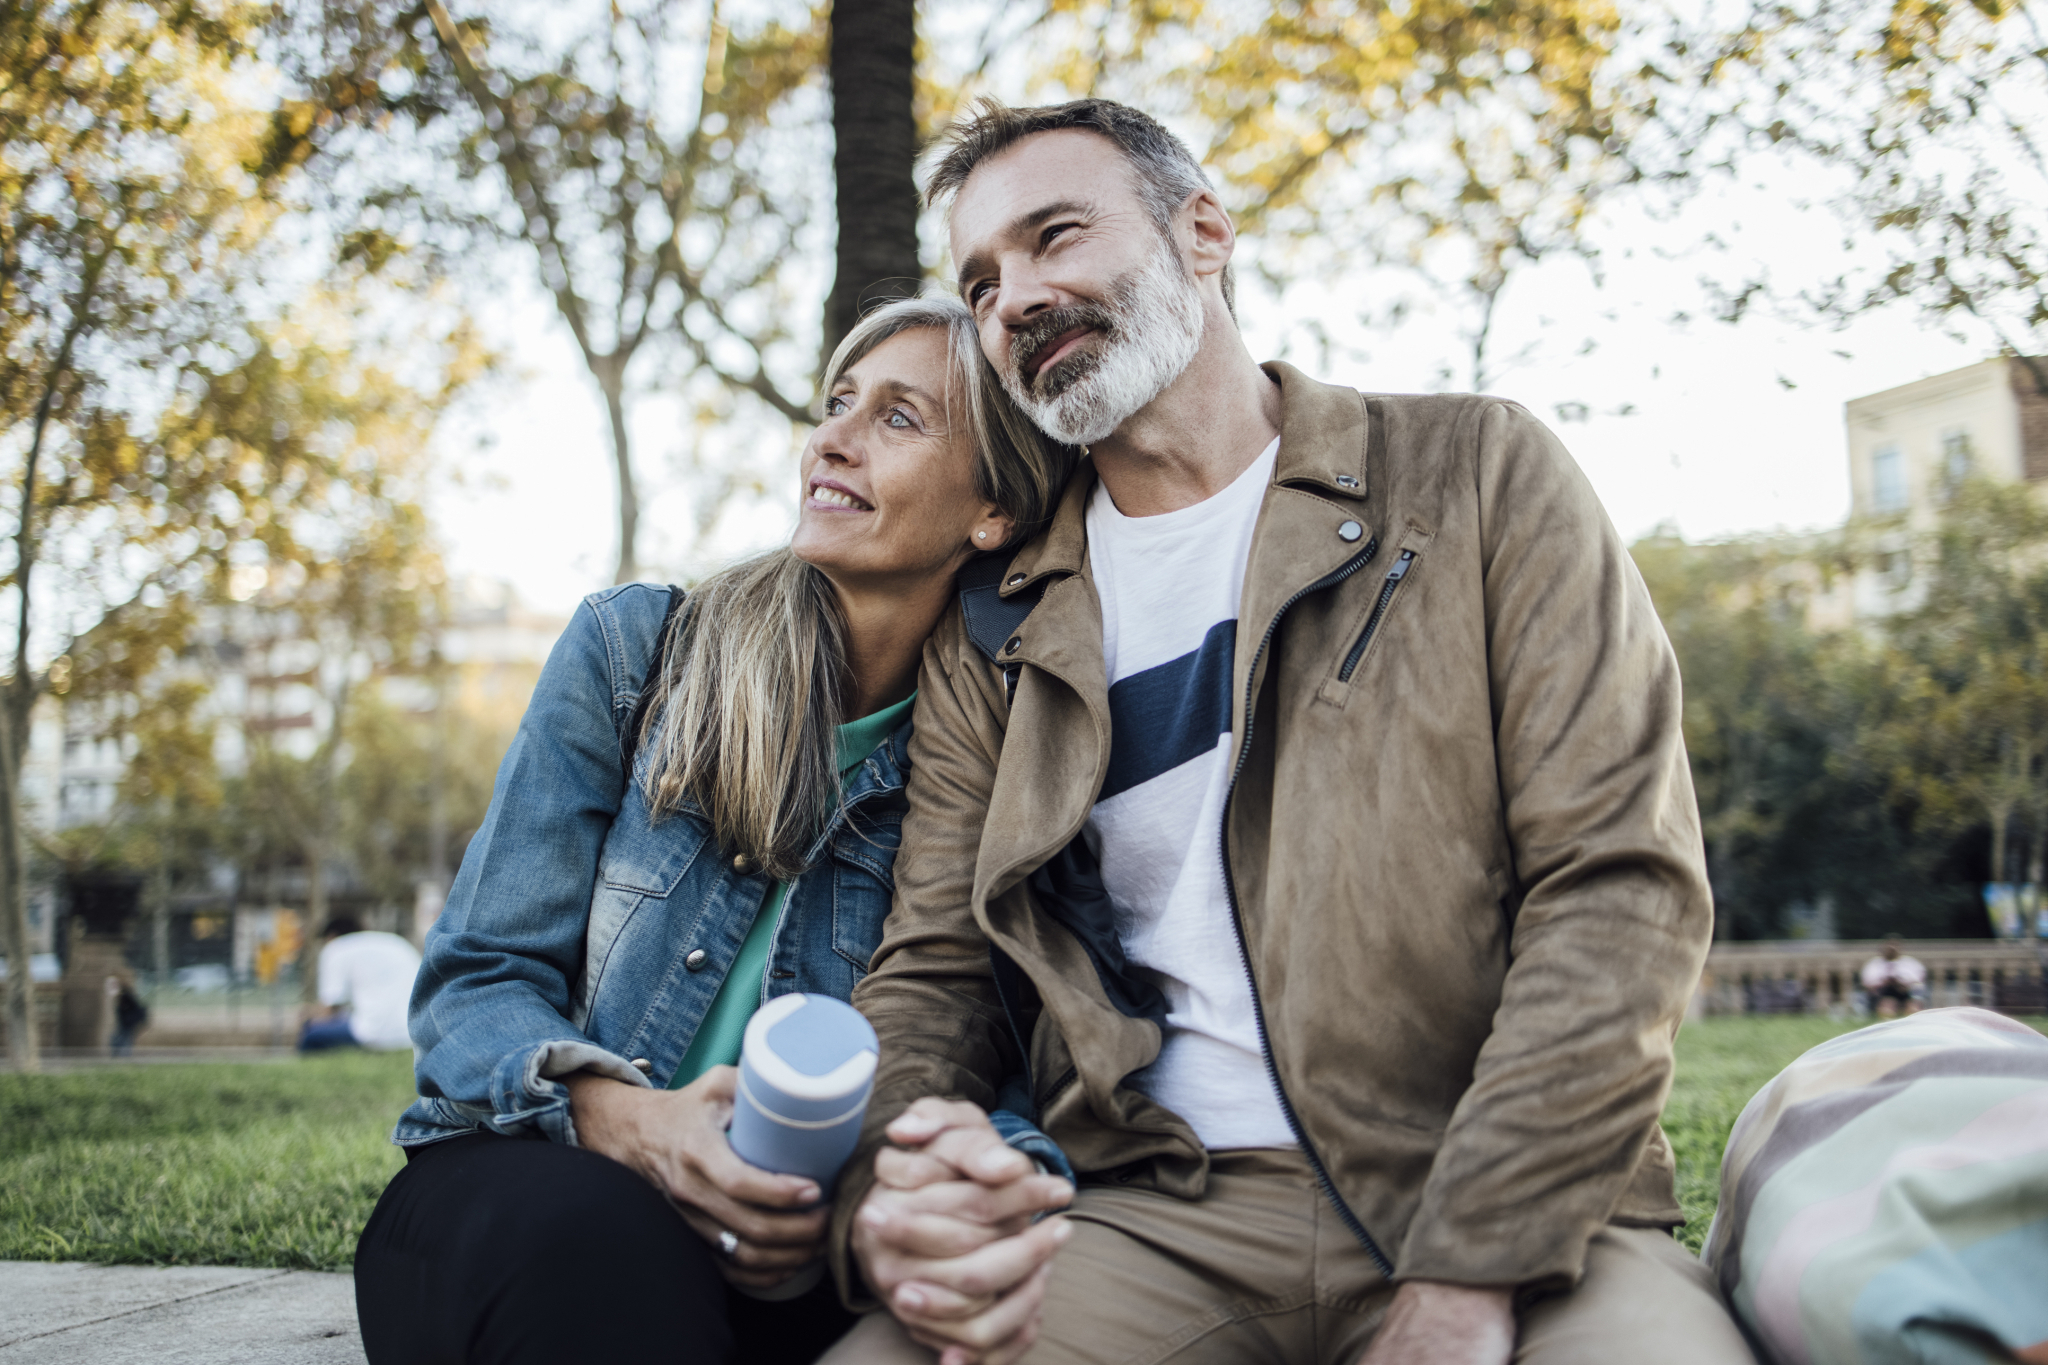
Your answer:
[1100,620,1236,802]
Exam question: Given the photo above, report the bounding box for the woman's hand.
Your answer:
[565,1066,828,1290]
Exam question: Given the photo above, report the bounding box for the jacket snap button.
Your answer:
[1004,636,1022,654]
[1337,520,1364,542]
[630,1058,652,1072]
[685,949,708,971]
[1007,574,1026,587]
[731,853,755,873]
[1336,474,1360,489]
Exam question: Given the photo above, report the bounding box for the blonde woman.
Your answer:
[353,297,1076,1365]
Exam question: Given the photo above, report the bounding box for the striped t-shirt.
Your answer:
[1083,438,1293,1150]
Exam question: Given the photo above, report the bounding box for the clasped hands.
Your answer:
[851,1098,1076,1365]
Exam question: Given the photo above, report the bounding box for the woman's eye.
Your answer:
[825,395,849,416]
[886,409,914,429]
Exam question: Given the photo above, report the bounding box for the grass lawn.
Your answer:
[0,1051,415,1271]
[3,1015,2039,1269]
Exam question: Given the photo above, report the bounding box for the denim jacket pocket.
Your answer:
[830,810,901,974]
[598,811,708,897]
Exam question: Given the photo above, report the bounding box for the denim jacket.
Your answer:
[395,582,912,1148]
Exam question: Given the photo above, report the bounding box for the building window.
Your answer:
[1872,444,1907,512]
[1941,427,1973,489]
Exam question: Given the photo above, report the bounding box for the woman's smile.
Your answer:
[807,478,874,512]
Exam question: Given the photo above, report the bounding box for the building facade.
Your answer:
[1846,357,2048,522]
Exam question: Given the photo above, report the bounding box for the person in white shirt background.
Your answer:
[300,916,422,1052]
[1859,935,1928,1017]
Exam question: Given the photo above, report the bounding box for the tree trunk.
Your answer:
[305,837,328,950]
[297,671,350,1002]
[150,853,170,985]
[1991,799,2013,887]
[427,663,450,888]
[601,366,640,585]
[0,683,37,1070]
[824,0,922,365]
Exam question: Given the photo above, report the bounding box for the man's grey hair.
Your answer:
[925,98,1236,320]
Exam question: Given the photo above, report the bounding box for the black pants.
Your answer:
[355,1133,858,1365]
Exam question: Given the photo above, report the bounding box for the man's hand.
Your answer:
[566,1067,827,1290]
[852,1098,1075,1365]
[1357,1280,1515,1365]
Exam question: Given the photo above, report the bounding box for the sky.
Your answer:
[427,144,2001,621]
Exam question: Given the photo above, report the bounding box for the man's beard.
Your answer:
[1001,239,1206,447]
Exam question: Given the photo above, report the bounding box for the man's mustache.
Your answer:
[1010,303,1117,390]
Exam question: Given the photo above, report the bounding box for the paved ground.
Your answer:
[0,1262,363,1363]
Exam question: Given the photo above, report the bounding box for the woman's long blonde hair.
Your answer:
[638,296,1075,879]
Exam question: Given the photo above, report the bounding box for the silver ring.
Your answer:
[717,1229,740,1260]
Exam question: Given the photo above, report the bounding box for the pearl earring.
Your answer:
[977,531,987,540]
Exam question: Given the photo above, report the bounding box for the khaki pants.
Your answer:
[824,1148,1755,1365]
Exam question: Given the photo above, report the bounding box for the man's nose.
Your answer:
[994,265,1060,332]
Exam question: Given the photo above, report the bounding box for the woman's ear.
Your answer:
[970,507,1017,553]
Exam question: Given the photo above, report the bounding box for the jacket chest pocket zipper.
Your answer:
[1338,549,1416,682]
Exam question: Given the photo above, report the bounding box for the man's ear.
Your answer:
[1181,189,1236,283]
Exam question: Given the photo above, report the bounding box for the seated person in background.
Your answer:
[1859,936,1927,1017]
[110,975,148,1056]
[299,916,421,1052]
[1704,1006,2048,1365]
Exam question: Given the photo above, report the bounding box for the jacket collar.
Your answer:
[1263,360,1372,500]
[996,360,1371,602]
[844,717,911,801]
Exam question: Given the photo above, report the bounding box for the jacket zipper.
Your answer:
[1337,549,1416,683]
[1219,534,1397,1278]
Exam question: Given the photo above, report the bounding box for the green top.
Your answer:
[668,692,915,1089]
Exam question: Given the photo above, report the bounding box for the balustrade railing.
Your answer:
[1695,940,2048,1016]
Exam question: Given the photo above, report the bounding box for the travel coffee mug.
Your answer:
[725,992,878,1300]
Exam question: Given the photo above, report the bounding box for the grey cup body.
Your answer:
[726,993,878,1197]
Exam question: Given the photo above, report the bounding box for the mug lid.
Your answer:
[743,994,878,1102]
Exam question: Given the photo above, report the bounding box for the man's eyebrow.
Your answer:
[955,199,1095,289]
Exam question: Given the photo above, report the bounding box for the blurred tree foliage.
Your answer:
[0,2,479,1068]
[2,0,279,1069]
[1667,0,2048,389]
[949,0,1660,391]
[276,0,831,584]
[1632,477,2048,942]
[1868,481,2048,893]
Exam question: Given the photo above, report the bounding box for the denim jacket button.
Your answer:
[630,1058,652,1072]
[731,853,756,874]
[685,949,709,971]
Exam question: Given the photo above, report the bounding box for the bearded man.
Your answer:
[823,99,1751,1365]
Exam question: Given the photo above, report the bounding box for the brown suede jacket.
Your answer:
[829,362,1712,1301]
